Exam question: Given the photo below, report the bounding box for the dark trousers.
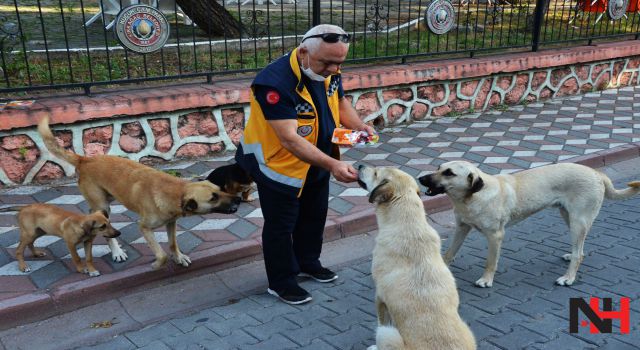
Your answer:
[257,176,329,290]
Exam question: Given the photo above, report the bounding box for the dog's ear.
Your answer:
[369,179,392,204]
[82,220,96,235]
[182,198,198,213]
[467,173,484,194]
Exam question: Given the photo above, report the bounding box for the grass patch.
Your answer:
[163,169,182,177]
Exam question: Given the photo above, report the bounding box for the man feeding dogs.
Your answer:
[235,24,375,304]
[420,161,640,288]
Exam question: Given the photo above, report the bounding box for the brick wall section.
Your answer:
[1,41,639,186]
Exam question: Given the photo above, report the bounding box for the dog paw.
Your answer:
[556,275,575,286]
[242,196,255,202]
[151,256,169,270]
[84,269,101,277]
[173,253,192,267]
[20,266,31,273]
[108,240,128,262]
[475,278,493,288]
[562,253,572,262]
[112,250,128,262]
[33,251,47,258]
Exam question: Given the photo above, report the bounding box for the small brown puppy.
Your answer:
[205,163,255,202]
[38,116,240,270]
[0,204,121,276]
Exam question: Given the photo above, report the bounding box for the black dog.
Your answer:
[206,163,255,202]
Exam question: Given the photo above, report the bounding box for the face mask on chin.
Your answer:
[301,54,327,82]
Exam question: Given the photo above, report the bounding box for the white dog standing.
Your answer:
[419,161,640,287]
[358,165,476,350]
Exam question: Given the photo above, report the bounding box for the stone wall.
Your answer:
[1,43,639,186]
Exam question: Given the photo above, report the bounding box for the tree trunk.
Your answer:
[175,0,242,37]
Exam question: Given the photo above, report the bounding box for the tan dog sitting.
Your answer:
[0,204,121,276]
[358,166,476,350]
[419,161,640,287]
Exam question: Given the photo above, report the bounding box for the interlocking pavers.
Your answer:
[600,338,640,350]
[75,336,136,350]
[244,318,300,341]
[169,308,226,333]
[175,232,203,253]
[327,198,353,215]
[103,245,141,271]
[31,189,62,203]
[125,322,183,348]
[295,339,339,350]
[135,340,172,350]
[285,320,341,347]
[163,326,236,349]
[29,261,70,288]
[205,314,262,337]
[218,329,261,348]
[283,305,339,327]
[0,260,52,276]
[220,218,257,240]
[323,324,373,350]
[175,215,206,230]
[241,333,298,350]
[317,292,371,315]
[0,230,20,249]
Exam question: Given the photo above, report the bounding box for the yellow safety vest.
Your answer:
[236,49,342,197]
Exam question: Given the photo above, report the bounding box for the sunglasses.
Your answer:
[301,33,351,44]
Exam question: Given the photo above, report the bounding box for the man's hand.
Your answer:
[339,98,377,137]
[330,161,358,183]
[356,123,376,137]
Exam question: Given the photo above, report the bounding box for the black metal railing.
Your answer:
[1,0,639,96]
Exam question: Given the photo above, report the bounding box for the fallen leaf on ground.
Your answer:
[90,318,118,329]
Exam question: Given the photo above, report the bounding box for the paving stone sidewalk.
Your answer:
[1,86,640,304]
[70,161,640,350]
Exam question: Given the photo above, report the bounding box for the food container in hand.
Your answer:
[331,128,379,147]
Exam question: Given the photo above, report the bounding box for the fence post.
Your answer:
[312,0,321,26]
[531,0,549,52]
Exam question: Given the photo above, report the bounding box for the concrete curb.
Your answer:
[1,143,639,330]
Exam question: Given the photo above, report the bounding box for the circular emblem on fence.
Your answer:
[115,5,170,54]
[607,0,628,20]
[424,0,456,35]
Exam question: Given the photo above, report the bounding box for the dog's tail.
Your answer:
[38,116,80,166]
[600,172,640,200]
[0,206,27,213]
[375,325,405,350]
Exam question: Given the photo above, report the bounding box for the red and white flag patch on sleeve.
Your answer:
[266,90,280,104]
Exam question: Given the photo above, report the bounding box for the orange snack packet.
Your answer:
[331,128,379,147]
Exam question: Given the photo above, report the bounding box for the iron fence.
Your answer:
[1,0,639,96]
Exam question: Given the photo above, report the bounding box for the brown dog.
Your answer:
[0,204,121,276]
[38,116,240,270]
